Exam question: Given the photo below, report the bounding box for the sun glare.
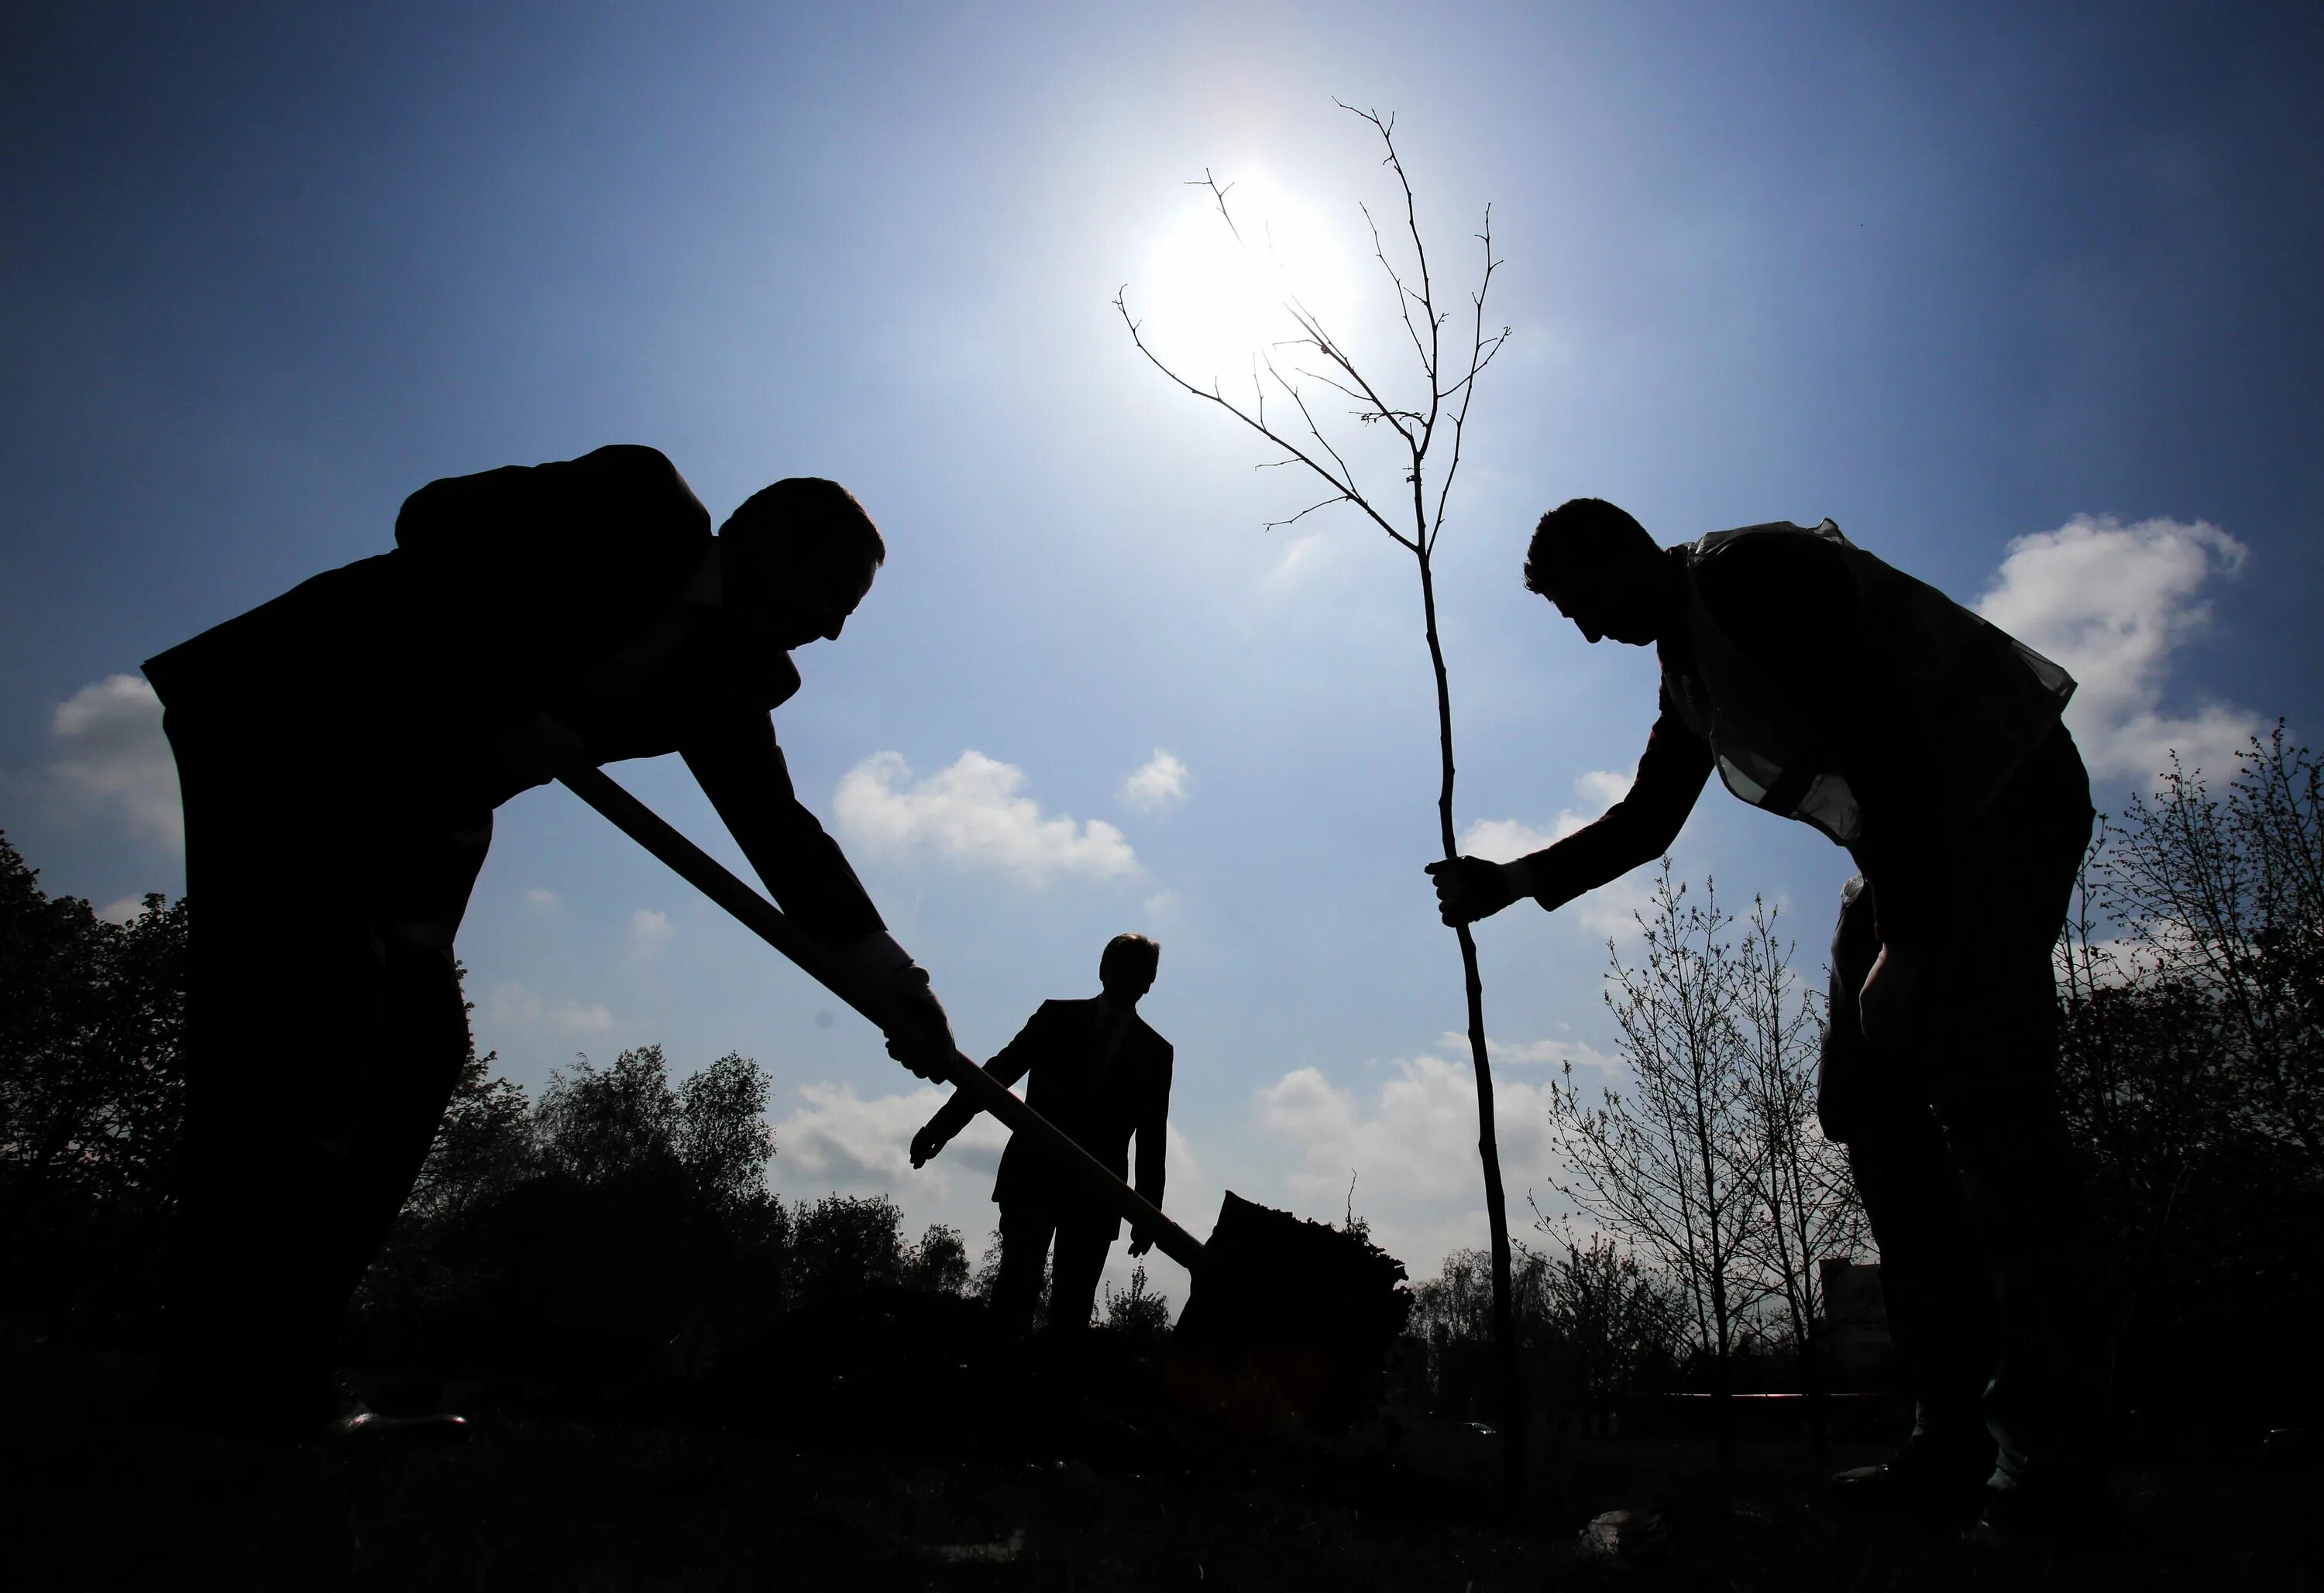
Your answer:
[1135,170,1362,391]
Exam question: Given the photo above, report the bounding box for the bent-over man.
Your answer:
[1429,500,2101,1529]
[144,444,960,1439]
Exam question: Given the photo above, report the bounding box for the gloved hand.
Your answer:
[1425,855,1525,925]
[909,1121,949,1169]
[851,932,958,1083]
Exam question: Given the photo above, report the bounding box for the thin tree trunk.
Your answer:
[1417,550,1527,1511]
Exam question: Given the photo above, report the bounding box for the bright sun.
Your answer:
[1134,170,1363,390]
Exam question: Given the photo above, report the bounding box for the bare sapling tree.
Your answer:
[1732,894,1865,1451]
[1546,861,1766,1458]
[1116,104,1524,1495]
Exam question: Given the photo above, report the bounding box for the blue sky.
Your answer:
[5,1,2319,1293]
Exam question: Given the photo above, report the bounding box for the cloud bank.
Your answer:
[835,750,1139,883]
[1461,770,1650,936]
[49,675,181,850]
[1976,514,2259,782]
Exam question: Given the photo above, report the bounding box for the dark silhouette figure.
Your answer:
[1429,501,2103,1526]
[140,445,961,1440]
[911,935,1172,1335]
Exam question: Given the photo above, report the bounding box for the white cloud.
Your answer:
[524,887,560,908]
[1254,1051,1564,1207]
[49,675,181,850]
[1437,1031,1622,1074]
[835,750,1140,884]
[1975,514,2260,782]
[630,908,674,949]
[97,895,150,925]
[1119,749,1190,813]
[773,1080,988,1185]
[1460,771,1648,937]
[481,982,614,1034]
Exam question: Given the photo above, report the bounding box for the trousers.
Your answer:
[158,706,488,1415]
[992,1202,1114,1335]
[1817,726,2103,1485]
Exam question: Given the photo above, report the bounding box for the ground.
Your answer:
[10,1323,2313,1591]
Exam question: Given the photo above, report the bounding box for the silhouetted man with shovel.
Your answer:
[143,444,961,1440]
[910,934,1172,1335]
[1428,501,2103,1531]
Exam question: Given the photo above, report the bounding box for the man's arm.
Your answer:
[683,722,959,1078]
[914,1002,1053,1164]
[1432,688,1712,925]
[1127,1043,1173,1255]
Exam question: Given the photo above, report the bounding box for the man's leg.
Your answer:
[1046,1222,1114,1336]
[158,716,387,1423]
[160,713,487,1430]
[1819,876,1995,1495]
[1925,733,2106,1505]
[315,815,492,1318]
[992,1205,1056,1336]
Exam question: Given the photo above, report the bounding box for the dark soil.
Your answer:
[9,1311,2314,1591]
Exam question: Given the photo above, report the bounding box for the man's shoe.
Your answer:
[1831,1437,1993,1518]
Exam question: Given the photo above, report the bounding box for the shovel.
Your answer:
[557,762,1411,1423]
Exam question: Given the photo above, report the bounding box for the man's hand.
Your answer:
[909,1121,948,1169]
[850,932,959,1083]
[1127,1226,1155,1258]
[880,973,958,1083]
[1858,942,1929,1052]
[1425,856,1524,926]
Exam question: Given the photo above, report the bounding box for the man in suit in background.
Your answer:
[911,934,1172,1335]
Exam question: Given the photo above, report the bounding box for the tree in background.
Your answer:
[2096,723,2321,1172]
[0,835,186,1336]
[2058,723,2324,1429]
[1731,894,1864,1448]
[1119,101,1527,1500]
[1102,1265,1174,1345]
[1546,863,1769,1457]
[1537,1231,1684,1424]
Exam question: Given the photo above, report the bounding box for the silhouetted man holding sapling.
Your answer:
[143,444,961,1440]
[911,935,1172,1336]
[1428,501,2104,1529]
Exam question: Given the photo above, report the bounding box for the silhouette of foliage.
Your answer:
[0,834,185,1339]
[2057,725,2324,1429]
[1101,1264,1172,1344]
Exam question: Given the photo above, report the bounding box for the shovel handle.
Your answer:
[555,763,1207,1272]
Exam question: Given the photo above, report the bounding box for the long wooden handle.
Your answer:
[555,764,1207,1272]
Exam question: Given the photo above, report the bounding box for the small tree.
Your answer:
[1119,101,1525,1499]
[1102,1264,1174,1344]
[1546,862,1765,1457]
[903,1222,971,1296]
[1538,1230,1684,1423]
[1732,894,1864,1448]
[2096,724,2322,1172]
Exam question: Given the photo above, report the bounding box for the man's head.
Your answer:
[1099,932,1161,1006]
[1521,497,1670,646]
[719,478,885,650]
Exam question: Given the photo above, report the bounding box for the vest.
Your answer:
[1663,520,2075,845]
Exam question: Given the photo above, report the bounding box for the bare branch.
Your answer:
[1262,492,1354,533]
[1116,287,1413,551]
[1188,168,1243,245]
